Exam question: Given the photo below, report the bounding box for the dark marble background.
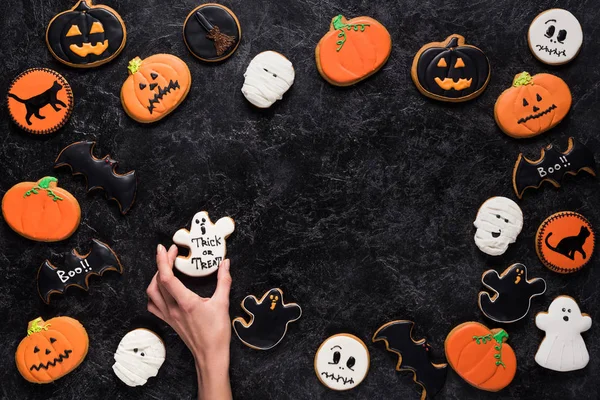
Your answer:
[1,0,599,399]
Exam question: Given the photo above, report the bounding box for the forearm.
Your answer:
[195,353,232,400]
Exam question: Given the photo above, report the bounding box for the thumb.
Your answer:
[213,259,232,302]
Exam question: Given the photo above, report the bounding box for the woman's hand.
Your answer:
[146,244,233,400]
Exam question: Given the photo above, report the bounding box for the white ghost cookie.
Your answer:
[314,334,370,391]
[474,197,523,256]
[535,296,591,372]
[528,9,583,65]
[113,329,166,387]
[173,211,235,277]
[241,51,295,108]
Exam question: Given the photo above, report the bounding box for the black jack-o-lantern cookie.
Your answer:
[232,288,301,350]
[478,264,546,323]
[7,68,73,134]
[183,3,241,62]
[411,34,490,102]
[46,0,126,68]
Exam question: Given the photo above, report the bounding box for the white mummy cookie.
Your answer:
[173,211,235,277]
[113,329,166,387]
[473,197,523,256]
[241,51,295,108]
[314,334,370,391]
[535,296,591,372]
[528,9,583,65]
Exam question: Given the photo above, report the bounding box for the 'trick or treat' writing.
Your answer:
[190,235,223,270]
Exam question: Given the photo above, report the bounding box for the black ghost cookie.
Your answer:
[183,3,241,62]
[478,263,546,323]
[373,320,447,399]
[232,288,301,350]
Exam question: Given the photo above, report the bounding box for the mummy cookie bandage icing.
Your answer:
[241,51,295,108]
[528,9,582,65]
[113,329,165,386]
[535,296,591,372]
[172,211,235,277]
[473,197,523,256]
[315,334,370,391]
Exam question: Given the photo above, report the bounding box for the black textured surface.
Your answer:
[0,0,599,399]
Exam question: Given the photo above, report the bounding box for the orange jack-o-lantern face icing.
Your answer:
[16,317,89,384]
[315,15,392,86]
[120,54,192,123]
[536,211,595,273]
[7,68,74,134]
[445,322,516,392]
[494,72,571,138]
[1,176,81,242]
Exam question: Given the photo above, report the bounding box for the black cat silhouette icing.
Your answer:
[7,81,66,125]
[232,288,302,350]
[546,226,590,260]
[479,264,546,323]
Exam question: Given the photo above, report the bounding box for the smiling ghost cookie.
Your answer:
[172,211,235,277]
[473,197,523,256]
[528,9,582,65]
[411,34,490,102]
[478,264,546,323]
[241,51,295,108]
[232,288,302,350]
[495,72,571,139]
[16,316,88,384]
[113,329,166,387]
[315,14,391,86]
[46,0,126,68]
[315,334,370,391]
[120,54,191,123]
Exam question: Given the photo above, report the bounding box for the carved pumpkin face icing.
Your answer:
[16,317,89,384]
[46,0,126,68]
[411,35,490,102]
[494,72,571,138]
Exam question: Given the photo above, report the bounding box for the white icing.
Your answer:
[112,329,166,387]
[173,211,235,277]
[241,51,295,108]
[535,296,591,372]
[473,197,523,256]
[528,9,582,65]
[314,334,369,391]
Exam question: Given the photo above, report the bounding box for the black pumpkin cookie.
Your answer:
[183,3,241,62]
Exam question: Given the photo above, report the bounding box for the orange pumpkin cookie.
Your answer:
[445,322,516,392]
[2,176,81,242]
[120,54,191,123]
[315,15,391,86]
[16,316,89,384]
[536,211,595,273]
[7,68,73,134]
[494,72,571,138]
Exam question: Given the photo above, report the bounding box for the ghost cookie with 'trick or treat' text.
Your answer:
[473,197,523,256]
[528,9,582,65]
[315,334,370,391]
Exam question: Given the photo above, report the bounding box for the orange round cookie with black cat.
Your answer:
[536,212,595,273]
[7,68,74,134]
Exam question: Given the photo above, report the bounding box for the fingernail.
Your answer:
[157,244,165,254]
[169,244,177,252]
[222,259,230,271]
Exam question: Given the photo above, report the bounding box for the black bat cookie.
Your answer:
[54,141,137,214]
[37,239,123,304]
[478,263,546,323]
[373,320,447,399]
[232,288,302,350]
[513,137,596,199]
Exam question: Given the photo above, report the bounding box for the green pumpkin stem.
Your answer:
[24,176,63,202]
[128,57,143,74]
[473,329,508,369]
[331,15,370,52]
[512,72,533,87]
[27,317,51,336]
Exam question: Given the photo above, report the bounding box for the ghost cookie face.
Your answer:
[535,296,591,372]
[241,51,295,108]
[473,197,523,256]
[528,9,582,65]
[113,329,165,386]
[479,264,546,323]
[172,211,235,277]
[315,334,370,391]
[232,288,302,350]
